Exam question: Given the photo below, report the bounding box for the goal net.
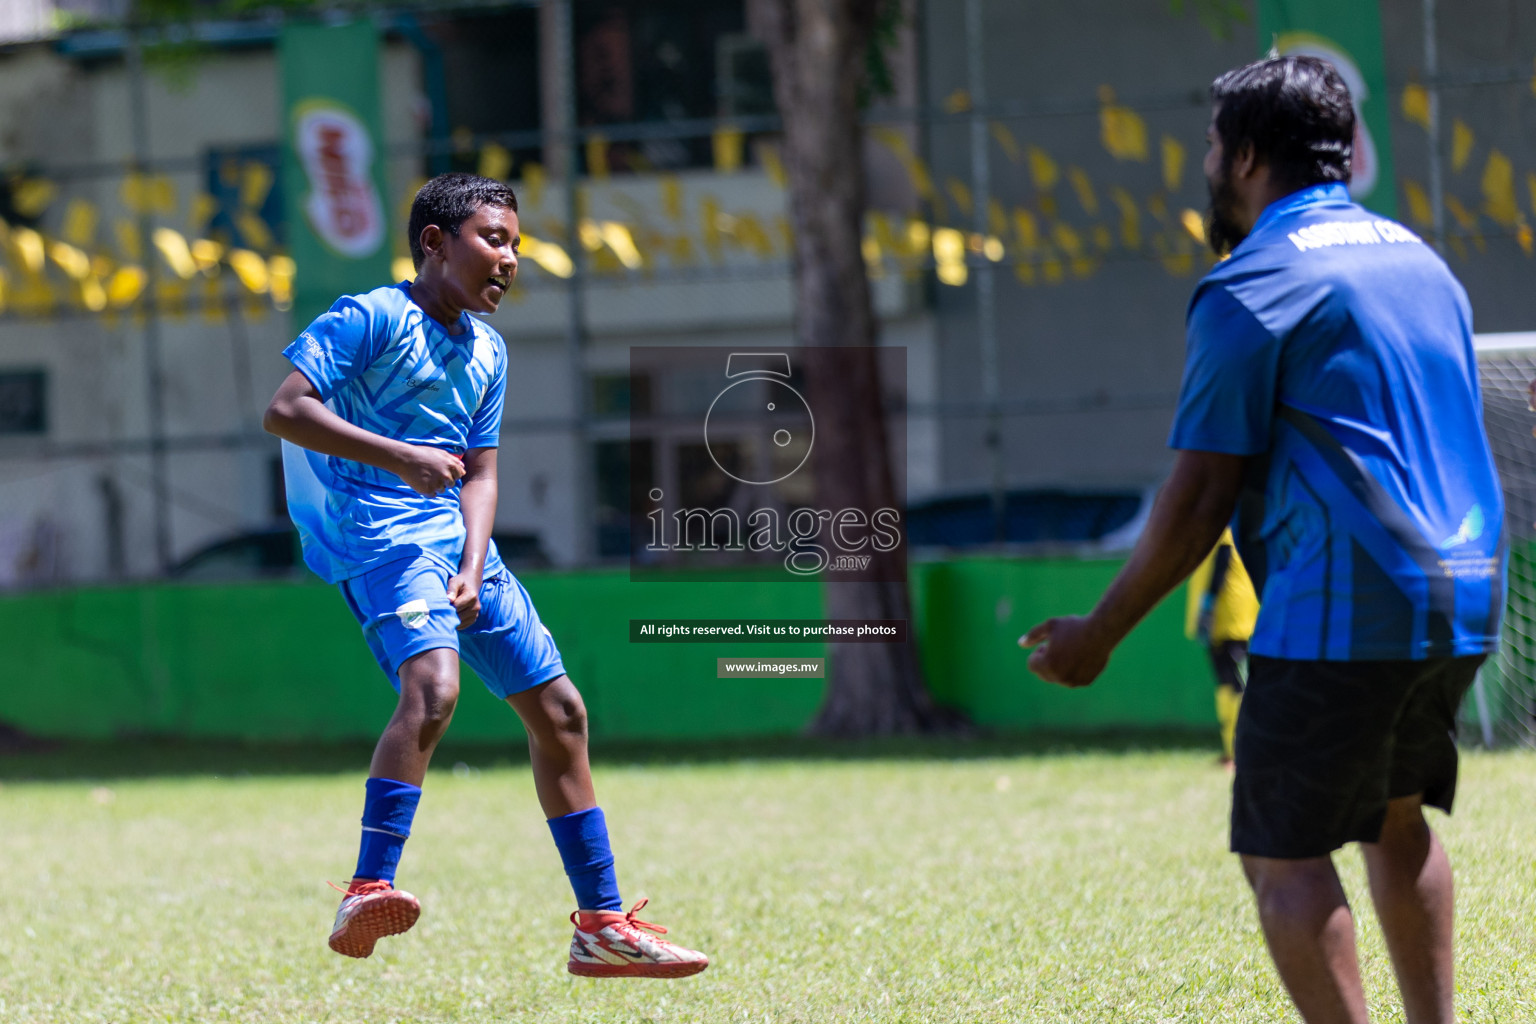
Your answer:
[1473,332,1536,746]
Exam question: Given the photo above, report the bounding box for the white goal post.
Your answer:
[1473,331,1536,746]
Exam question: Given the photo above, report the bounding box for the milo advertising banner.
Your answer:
[280,21,392,326]
[1258,0,1396,217]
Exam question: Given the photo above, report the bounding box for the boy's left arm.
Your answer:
[448,446,498,629]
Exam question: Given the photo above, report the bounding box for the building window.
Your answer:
[0,369,46,435]
[575,0,773,173]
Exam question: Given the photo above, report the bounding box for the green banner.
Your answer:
[1257,0,1396,217]
[280,21,393,326]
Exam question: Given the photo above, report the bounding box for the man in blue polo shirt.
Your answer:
[1021,57,1502,1024]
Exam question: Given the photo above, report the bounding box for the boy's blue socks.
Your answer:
[547,807,623,911]
[355,777,422,883]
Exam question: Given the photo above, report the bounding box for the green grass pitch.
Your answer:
[2,739,1533,1022]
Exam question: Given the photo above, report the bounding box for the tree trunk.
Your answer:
[747,0,958,736]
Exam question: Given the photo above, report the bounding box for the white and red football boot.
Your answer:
[566,898,709,979]
[327,880,421,958]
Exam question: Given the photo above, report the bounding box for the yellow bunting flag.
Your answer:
[519,234,574,278]
[1027,146,1058,191]
[700,197,728,261]
[268,255,296,310]
[63,199,98,246]
[759,143,787,188]
[868,126,939,210]
[905,218,930,257]
[240,161,274,210]
[598,220,644,269]
[479,142,513,182]
[191,238,224,276]
[712,125,745,174]
[1109,186,1141,249]
[189,193,218,234]
[1401,179,1433,227]
[1160,136,1185,192]
[1443,195,1485,255]
[152,227,198,280]
[1012,207,1040,249]
[106,265,146,307]
[946,178,973,216]
[862,235,884,279]
[585,134,610,179]
[1401,83,1431,131]
[989,122,1022,164]
[47,240,91,280]
[660,176,684,221]
[227,248,270,293]
[1451,119,1475,173]
[392,256,415,283]
[1067,167,1098,215]
[12,178,56,218]
[988,199,1007,238]
[943,89,971,114]
[1180,209,1207,245]
[79,273,107,312]
[1097,86,1148,162]
[931,227,967,286]
[1482,150,1520,227]
[11,227,45,274]
[1052,222,1093,278]
[730,214,775,258]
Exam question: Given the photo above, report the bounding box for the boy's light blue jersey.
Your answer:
[1169,183,1504,661]
[281,282,507,584]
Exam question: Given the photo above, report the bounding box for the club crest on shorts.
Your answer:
[395,599,431,630]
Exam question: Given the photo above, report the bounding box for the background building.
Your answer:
[1,0,1533,586]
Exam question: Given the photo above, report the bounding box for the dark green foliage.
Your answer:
[1169,0,1250,42]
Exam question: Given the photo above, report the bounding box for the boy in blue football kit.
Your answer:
[1021,59,1501,1024]
[263,174,706,977]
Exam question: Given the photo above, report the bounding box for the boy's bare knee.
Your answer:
[540,689,587,743]
[400,655,461,728]
[511,677,588,746]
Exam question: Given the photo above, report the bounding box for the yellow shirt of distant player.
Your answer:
[1184,528,1259,642]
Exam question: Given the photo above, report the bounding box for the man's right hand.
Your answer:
[394,445,465,496]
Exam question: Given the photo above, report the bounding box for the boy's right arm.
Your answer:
[263,369,464,496]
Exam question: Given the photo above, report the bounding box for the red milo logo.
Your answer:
[295,101,386,259]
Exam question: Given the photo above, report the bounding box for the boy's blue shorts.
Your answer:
[338,555,566,699]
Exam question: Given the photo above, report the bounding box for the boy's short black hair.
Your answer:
[407,172,519,269]
[1210,56,1354,192]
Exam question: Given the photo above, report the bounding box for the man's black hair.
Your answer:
[408,172,518,269]
[1210,56,1354,192]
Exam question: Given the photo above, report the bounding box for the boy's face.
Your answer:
[436,203,520,314]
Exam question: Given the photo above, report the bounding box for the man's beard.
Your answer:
[1206,162,1246,257]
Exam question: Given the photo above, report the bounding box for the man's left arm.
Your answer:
[1021,450,1246,686]
[448,446,498,629]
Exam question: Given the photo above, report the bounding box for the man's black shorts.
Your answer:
[1230,654,1485,859]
